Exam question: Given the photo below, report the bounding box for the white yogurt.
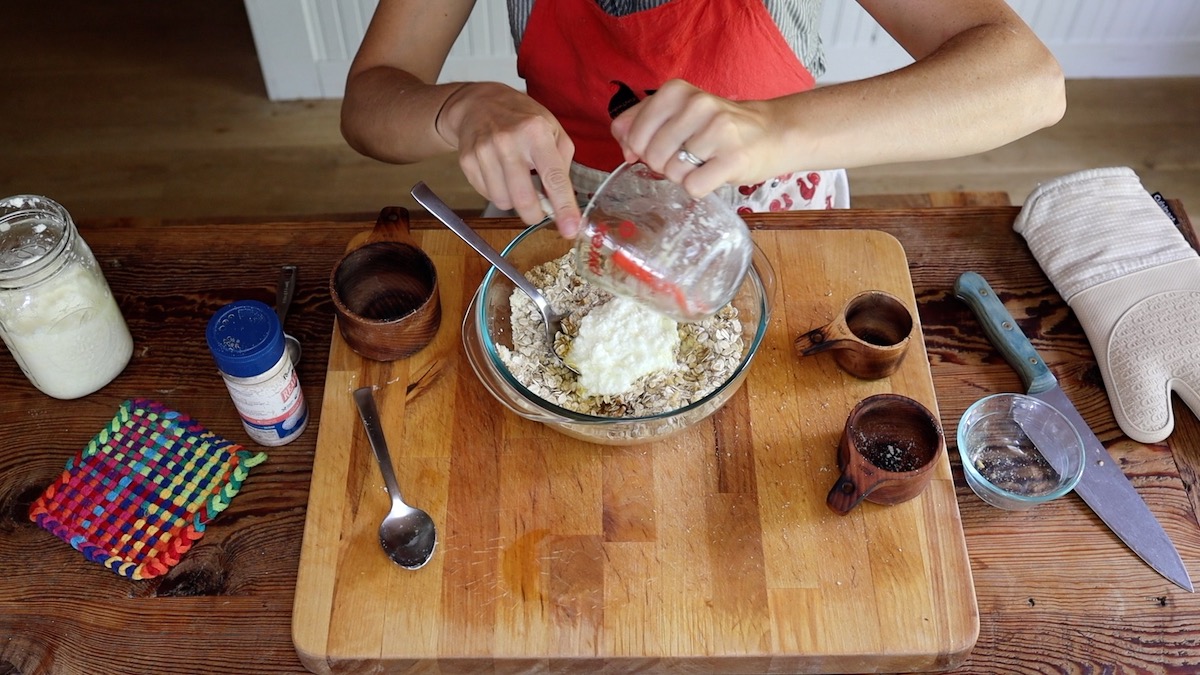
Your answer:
[565,296,679,397]
[0,262,133,399]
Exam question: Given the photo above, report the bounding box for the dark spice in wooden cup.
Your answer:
[827,393,944,515]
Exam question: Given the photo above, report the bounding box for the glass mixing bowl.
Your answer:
[462,218,774,445]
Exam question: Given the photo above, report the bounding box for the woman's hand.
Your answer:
[610,0,1065,200]
[341,0,582,237]
[439,82,581,237]
[610,79,780,199]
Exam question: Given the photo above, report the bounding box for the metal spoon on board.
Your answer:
[409,181,577,372]
[353,386,437,570]
[275,264,302,365]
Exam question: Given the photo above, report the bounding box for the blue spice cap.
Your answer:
[206,299,285,378]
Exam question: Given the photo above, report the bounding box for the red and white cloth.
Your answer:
[515,0,847,212]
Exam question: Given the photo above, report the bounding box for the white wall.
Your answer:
[245,0,1200,101]
[819,0,1200,82]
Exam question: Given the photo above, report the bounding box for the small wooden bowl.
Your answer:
[826,393,944,515]
[795,290,915,380]
[330,207,441,361]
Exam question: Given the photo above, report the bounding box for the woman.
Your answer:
[341,0,1065,237]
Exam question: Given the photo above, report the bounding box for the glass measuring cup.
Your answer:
[573,162,753,323]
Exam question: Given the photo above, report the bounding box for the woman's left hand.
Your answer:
[610,79,778,198]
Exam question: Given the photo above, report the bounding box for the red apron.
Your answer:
[516,0,817,173]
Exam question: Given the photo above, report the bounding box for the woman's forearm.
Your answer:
[341,67,464,164]
[764,21,1065,174]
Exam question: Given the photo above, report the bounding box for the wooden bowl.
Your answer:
[330,207,441,361]
[826,393,944,514]
[794,290,915,380]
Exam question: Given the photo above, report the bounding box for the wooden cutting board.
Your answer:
[292,225,978,674]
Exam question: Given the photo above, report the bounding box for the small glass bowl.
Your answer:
[957,393,1085,510]
[461,218,774,446]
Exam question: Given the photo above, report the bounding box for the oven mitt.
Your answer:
[1013,166,1200,444]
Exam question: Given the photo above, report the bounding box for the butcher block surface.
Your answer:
[292,225,979,674]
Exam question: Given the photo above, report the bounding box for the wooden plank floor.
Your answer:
[0,0,1197,222]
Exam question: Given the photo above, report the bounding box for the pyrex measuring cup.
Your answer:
[574,162,753,323]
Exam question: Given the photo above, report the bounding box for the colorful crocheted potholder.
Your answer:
[29,398,267,580]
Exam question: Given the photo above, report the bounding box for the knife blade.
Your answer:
[954,271,1193,592]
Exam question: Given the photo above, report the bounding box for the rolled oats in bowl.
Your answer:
[496,252,744,418]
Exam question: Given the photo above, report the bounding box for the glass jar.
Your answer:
[0,195,133,399]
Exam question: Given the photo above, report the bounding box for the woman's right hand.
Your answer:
[341,0,581,237]
[438,82,581,237]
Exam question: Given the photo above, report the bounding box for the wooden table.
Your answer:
[2,193,1198,674]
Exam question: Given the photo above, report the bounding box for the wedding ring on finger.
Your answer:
[676,148,706,167]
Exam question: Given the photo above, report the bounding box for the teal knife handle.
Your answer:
[954,272,1057,394]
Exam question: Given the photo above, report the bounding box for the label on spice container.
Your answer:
[223,355,308,445]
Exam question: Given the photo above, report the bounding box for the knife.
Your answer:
[954,271,1193,592]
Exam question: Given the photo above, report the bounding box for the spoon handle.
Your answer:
[353,386,406,505]
[276,264,298,324]
[410,182,554,316]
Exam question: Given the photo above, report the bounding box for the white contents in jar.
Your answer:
[565,296,679,397]
[0,262,133,399]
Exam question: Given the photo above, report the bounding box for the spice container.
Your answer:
[0,195,133,399]
[206,299,308,446]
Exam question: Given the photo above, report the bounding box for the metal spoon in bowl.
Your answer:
[410,182,576,371]
[276,264,302,365]
[353,385,437,570]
